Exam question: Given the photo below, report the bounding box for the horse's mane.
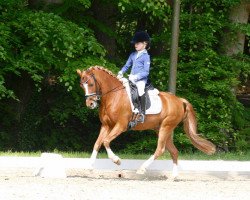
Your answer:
[86,66,123,83]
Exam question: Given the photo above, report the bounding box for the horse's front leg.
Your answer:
[89,125,109,167]
[103,123,125,165]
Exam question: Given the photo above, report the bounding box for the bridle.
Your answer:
[80,74,101,100]
[80,73,125,102]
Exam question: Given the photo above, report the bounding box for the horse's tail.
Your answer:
[181,99,216,155]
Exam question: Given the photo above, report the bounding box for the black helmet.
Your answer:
[131,31,150,44]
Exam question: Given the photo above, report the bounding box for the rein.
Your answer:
[101,84,125,97]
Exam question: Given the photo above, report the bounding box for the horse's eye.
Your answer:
[89,83,94,87]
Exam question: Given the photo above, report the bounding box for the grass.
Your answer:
[0,150,249,161]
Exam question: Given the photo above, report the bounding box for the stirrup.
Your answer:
[137,113,145,123]
[128,120,138,129]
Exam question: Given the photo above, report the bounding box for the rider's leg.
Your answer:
[136,80,146,123]
[139,93,146,118]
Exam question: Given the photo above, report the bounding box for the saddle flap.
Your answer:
[129,81,151,110]
[122,78,162,115]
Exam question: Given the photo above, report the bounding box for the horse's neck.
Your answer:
[95,71,122,96]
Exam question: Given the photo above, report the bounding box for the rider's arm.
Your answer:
[120,53,134,74]
[135,54,150,81]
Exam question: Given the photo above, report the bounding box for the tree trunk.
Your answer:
[90,0,118,59]
[222,0,250,56]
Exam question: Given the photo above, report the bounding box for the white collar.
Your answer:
[136,49,147,59]
[137,49,147,54]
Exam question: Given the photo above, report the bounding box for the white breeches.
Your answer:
[135,80,146,96]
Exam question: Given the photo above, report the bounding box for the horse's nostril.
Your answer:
[89,102,95,108]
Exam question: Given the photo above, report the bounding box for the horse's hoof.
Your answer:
[172,171,178,177]
[169,175,179,182]
[136,168,146,175]
[113,156,121,165]
[172,175,178,180]
[114,159,121,165]
[170,171,179,181]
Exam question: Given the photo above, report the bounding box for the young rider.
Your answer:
[117,31,151,123]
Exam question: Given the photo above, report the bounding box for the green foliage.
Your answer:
[0,0,105,151]
[0,0,249,153]
[233,107,250,152]
[118,0,170,21]
[0,0,105,98]
[76,0,91,8]
[149,0,250,152]
[121,132,157,154]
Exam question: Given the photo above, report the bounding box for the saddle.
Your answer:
[128,80,154,112]
[120,77,162,129]
[127,80,162,129]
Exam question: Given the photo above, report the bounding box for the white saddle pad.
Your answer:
[121,78,162,115]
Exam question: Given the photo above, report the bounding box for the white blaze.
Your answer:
[83,83,89,95]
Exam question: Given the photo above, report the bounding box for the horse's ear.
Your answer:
[76,69,82,77]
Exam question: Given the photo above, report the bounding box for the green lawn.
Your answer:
[0,150,249,161]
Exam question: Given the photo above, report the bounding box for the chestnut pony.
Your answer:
[77,66,216,177]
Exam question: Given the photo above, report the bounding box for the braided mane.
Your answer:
[86,66,122,83]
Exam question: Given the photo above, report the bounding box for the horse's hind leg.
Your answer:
[136,126,172,174]
[165,135,179,178]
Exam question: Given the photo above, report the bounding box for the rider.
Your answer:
[117,31,151,123]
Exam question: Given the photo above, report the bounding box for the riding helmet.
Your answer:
[131,31,150,44]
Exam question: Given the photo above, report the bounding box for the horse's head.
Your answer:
[77,69,100,109]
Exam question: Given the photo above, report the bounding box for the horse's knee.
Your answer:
[103,139,110,148]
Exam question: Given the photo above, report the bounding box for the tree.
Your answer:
[0,0,107,150]
[0,0,249,152]
[222,0,250,55]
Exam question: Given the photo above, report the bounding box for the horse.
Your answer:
[76,66,216,177]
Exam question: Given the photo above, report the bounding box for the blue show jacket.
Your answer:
[120,50,150,82]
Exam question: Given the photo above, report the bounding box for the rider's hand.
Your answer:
[117,71,123,79]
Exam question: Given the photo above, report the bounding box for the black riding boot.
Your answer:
[138,94,146,123]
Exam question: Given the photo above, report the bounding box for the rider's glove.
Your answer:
[117,71,123,79]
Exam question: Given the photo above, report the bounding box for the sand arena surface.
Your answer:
[0,168,249,200]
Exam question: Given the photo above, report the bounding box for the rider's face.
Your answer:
[134,42,147,51]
